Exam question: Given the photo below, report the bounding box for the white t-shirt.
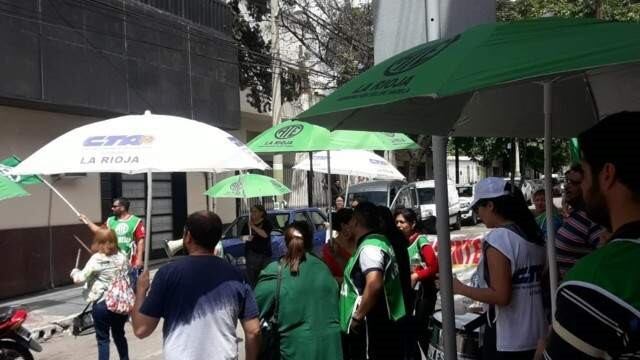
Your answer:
[359,245,386,273]
[477,227,548,352]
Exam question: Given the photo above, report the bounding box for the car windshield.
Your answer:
[267,213,289,231]
[457,186,473,197]
[417,188,435,204]
[348,191,387,206]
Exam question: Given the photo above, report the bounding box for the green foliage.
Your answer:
[497,0,640,22]
[228,0,302,113]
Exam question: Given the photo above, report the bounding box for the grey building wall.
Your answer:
[0,0,239,129]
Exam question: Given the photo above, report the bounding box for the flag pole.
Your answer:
[39,177,83,220]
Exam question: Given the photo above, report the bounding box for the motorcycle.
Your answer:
[0,306,42,360]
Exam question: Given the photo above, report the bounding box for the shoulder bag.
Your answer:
[259,263,283,360]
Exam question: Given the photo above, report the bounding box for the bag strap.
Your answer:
[272,262,283,323]
[80,301,94,314]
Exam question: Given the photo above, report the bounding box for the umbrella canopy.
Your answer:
[205,174,291,198]
[297,17,640,137]
[248,119,419,153]
[0,176,29,201]
[247,120,332,153]
[293,150,405,180]
[10,112,269,175]
[328,130,420,150]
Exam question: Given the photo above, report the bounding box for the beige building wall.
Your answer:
[0,106,102,230]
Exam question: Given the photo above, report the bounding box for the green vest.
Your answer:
[107,215,141,258]
[407,234,430,268]
[339,234,406,333]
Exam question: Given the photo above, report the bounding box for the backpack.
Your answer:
[105,260,135,314]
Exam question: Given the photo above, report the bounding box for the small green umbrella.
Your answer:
[205,174,291,199]
[247,120,331,153]
[0,176,30,201]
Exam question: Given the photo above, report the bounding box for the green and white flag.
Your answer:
[0,176,29,201]
[0,155,42,185]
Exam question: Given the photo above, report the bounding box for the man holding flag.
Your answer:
[80,197,145,283]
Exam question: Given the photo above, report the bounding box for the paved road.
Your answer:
[10,224,489,360]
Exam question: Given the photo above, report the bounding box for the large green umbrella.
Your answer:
[205,174,291,198]
[298,17,640,137]
[328,130,419,150]
[297,17,640,359]
[0,176,29,201]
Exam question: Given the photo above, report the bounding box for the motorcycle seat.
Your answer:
[0,306,15,323]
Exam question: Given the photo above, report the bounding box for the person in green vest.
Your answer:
[255,221,343,360]
[80,197,145,276]
[394,207,439,357]
[340,201,406,360]
[543,112,640,359]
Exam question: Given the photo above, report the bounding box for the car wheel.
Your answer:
[453,214,462,230]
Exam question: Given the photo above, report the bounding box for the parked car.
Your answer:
[346,180,407,207]
[391,180,461,233]
[457,184,479,225]
[220,208,328,270]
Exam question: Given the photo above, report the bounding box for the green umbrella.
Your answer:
[569,138,581,165]
[328,130,419,150]
[297,17,640,137]
[205,174,291,199]
[247,120,331,153]
[0,176,30,201]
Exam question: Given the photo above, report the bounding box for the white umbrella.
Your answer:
[293,149,405,180]
[10,111,270,269]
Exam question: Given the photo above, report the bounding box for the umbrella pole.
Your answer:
[433,136,458,360]
[345,174,350,206]
[241,171,251,237]
[308,152,314,207]
[144,171,153,271]
[543,81,559,316]
[327,151,333,240]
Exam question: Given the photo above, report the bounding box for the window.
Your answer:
[457,186,473,197]
[395,188,412,208]
[293,212,308,223]
[223,216,248,238]
[348,191,388,206]
[417,188,435,204]
[308,211,327,231]
[269,214,289,231]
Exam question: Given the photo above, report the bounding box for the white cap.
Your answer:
[470,177,509,208]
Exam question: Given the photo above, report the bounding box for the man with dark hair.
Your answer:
[340,202,406,359]
[554,163,604,280]
[544,112,640,359]
[80,197,145,270]
[131,211,260,360]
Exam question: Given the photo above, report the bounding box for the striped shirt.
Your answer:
[555,209,604,280]
[544,222,640,359]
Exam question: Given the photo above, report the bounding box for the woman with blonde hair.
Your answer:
[70,229,130,360]
[255,221,343,359]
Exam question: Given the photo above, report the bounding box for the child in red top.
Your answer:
[321,208,355,283]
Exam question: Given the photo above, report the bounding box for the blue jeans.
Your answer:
[92,301,129,360]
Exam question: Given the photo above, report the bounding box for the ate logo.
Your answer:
[114,223,130,236]
[274,125,303,139]
[383,35,460,76]
[230,181,244,195]
[0,164,21,183]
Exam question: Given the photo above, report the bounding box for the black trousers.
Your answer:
[245,250,271,288]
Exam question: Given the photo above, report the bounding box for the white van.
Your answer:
[391,180,461,233]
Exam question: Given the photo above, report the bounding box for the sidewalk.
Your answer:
[0,263,163,342]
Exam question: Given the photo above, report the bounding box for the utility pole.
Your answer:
[271,0,284,200]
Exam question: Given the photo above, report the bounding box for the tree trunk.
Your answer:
[407,135,432,182]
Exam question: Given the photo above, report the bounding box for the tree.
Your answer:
[228,0,374,113]
[228,0,303,113]
[455,0,640,177]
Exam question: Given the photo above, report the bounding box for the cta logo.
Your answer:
[274,125,303,139]
[383,35,460,76]
[83,135,154,147]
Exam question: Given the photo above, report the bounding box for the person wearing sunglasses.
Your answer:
[452,178,547,360]
[555,164,605,280]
